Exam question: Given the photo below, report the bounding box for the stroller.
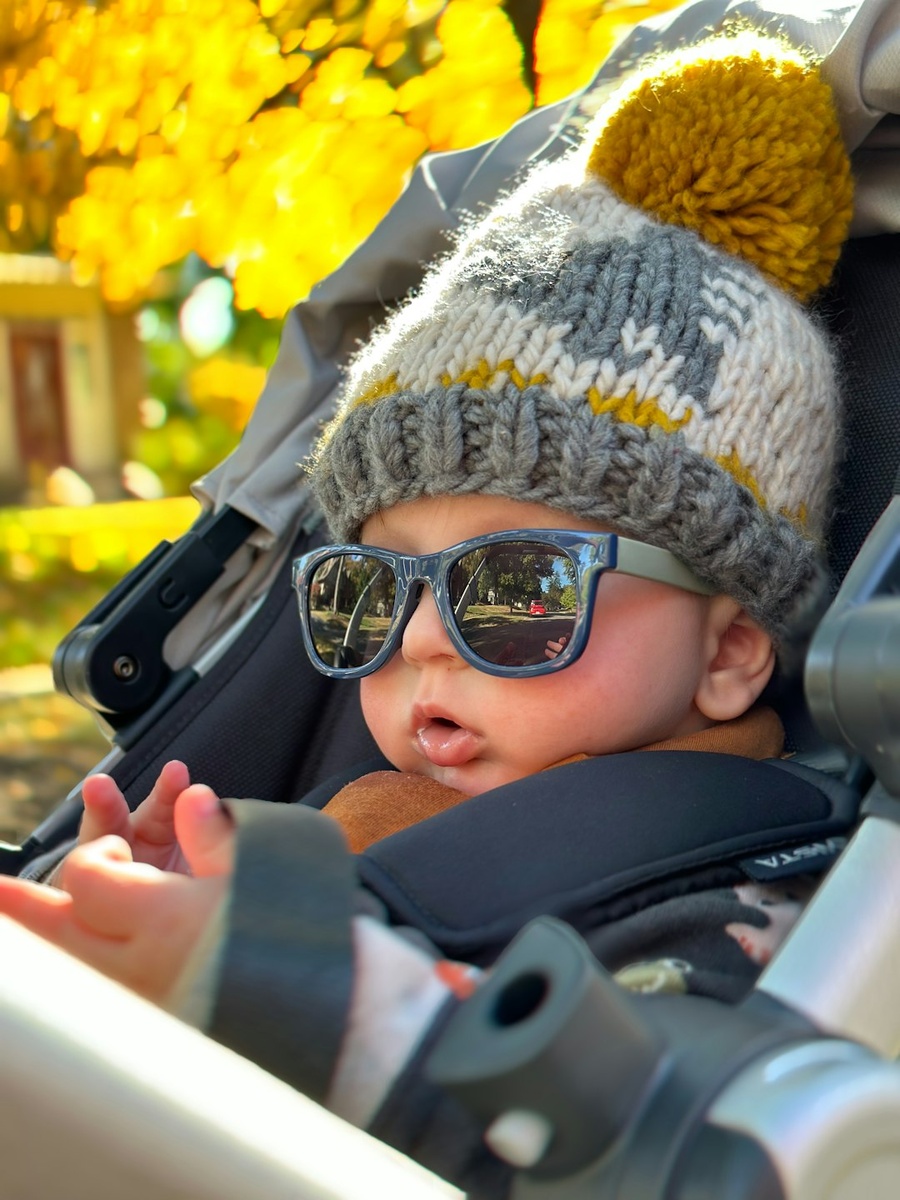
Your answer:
[3,0,900,1195]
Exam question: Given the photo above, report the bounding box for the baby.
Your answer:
[0,31,853,1195]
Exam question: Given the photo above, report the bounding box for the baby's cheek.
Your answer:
[504,678,599,764]
[360,676,390,743]
[360,673,410,768]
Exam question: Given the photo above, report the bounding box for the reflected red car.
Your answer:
[529,600,546,616]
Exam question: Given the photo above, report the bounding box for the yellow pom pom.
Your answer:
[586,34,853,303]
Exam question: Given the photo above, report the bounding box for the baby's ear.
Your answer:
[694,599,776,723]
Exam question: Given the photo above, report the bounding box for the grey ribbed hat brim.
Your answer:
[312,382,830,647]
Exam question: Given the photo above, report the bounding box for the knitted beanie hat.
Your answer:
[310,32,854,647]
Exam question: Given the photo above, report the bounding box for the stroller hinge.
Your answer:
[51,505,256,727]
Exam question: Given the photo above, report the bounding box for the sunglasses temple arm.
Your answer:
[614,539,715,596]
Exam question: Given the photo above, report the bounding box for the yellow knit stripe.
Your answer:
[508,364,550,390]
[438,358,550,390]
[354,360,553,405]
[715,448,765,506]
[357,372,691,437]
[715,449,807,527]
[354,374,400,407]
[785,501,808,529]
[587,387,692,434]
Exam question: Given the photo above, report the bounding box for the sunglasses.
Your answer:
[292,530,714,680]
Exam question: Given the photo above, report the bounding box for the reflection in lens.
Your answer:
[449,542,577,666]
[306,554,396,668]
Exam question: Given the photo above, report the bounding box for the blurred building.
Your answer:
[0,255,143,505]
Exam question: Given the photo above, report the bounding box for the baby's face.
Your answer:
[359,494,720,797]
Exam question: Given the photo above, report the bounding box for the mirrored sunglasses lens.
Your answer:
[306,554,396,670]
[449,542,577,668]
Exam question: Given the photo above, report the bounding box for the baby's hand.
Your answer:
[0,785,233,1003]
[68,760,192,884]
[544,634,569,660]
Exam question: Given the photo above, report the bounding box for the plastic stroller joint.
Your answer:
[805,494,900,798]
[426,917,820,1199]
[428,916,900,1200]
[52,505,256,734]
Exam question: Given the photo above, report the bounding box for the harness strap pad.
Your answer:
[357,753,858,957]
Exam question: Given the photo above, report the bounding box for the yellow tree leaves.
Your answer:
[0,2,85,252]
[1,0,685,316]
[535,0,685,105]
[394,1,530,150]
[194,100,428,314]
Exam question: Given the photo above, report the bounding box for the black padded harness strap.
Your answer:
[358,753,858,958]
[208,799,356,1101]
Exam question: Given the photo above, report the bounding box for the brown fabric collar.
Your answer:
[641,705,783,758]
[321,707,785,854]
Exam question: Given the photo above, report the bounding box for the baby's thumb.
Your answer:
[173,785,235,877]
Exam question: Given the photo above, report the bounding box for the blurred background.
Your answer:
[0,0,682,843]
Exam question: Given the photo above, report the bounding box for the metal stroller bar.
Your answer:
[757,493,900,1056]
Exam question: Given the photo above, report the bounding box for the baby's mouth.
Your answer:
[414,714,480,769]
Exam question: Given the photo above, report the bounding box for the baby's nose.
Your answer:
[400,583,464,668]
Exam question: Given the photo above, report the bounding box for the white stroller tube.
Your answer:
[756,809,900,1059]
[703,1038,900,1200]
[768,494,900,1058]
[0,916,461,1200]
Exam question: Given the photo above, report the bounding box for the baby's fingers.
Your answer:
[79,774,131,844]
[0,842,219,1002]
[0,871,165,995]
[62,836,164,939]
[174,786,235,878]
[0,877,75,947]
[544,634,569,660]
[131,759,190,845]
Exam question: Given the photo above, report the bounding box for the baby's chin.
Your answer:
[415,758,529,799]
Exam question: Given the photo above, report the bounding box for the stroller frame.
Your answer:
[3,0,900,1195]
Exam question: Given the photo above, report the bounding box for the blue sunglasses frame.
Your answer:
[292,529,715,680]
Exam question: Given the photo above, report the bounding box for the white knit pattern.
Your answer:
[338,153,839,538]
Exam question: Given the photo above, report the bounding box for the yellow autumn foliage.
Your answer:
[1,0,685,316]
[189,356,268,430]
[535,0,685,104]
[395,0,530,150]
[0,496,199,580]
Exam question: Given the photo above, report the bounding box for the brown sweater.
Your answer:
[322,706,785,853]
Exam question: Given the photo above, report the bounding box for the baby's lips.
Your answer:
[415,719,480,768]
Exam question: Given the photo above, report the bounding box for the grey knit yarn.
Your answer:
[310,83,844,650]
